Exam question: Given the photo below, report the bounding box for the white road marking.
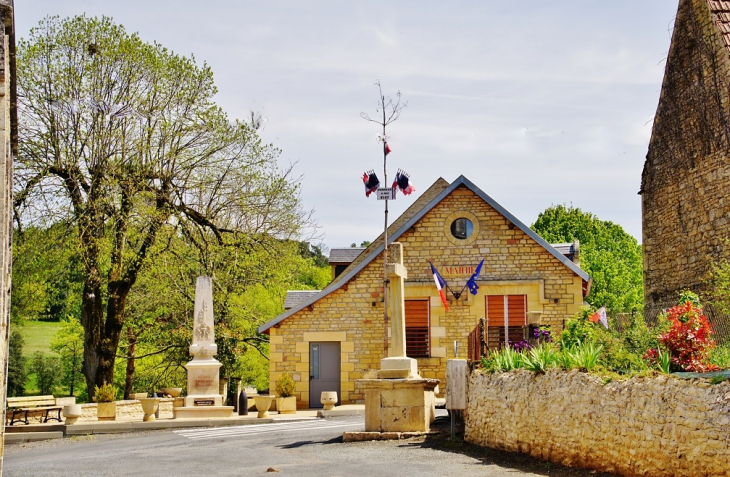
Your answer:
[174,419,363,440]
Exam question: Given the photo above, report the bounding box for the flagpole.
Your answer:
[382,92,389,359]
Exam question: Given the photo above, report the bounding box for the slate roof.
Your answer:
[284,290,321,310]
[551,242,577,262]
[259,175,591,334]
[708,1,730,50]
[329,248,365,264]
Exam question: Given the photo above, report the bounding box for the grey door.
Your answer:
[309,342,341,408]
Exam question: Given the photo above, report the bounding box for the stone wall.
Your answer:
[465,369,730,476]
[270,182,584,408]
[642,0,730,309]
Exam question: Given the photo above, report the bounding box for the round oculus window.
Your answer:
[450,218,473,240]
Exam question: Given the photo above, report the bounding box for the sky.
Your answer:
[16,1,681,249]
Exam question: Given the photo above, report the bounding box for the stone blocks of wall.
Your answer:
[465,369,730,476]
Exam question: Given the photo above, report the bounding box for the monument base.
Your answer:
[173,405,234,419]
[378,357,419,379]
[358,377,439,432]
[184,395,224,407]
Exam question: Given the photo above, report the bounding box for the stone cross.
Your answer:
[189,276,218,360]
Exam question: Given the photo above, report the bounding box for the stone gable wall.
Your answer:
[270,186,583,407]
[465,369,730,477]
[642,0,730,308]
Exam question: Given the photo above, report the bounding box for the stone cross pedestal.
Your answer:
[173,276,233,419]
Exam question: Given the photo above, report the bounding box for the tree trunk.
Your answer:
[124,327,136,400]
[80,279,105,399]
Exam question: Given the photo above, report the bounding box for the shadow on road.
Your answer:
[398,416,614,477]
[278,435,343,449]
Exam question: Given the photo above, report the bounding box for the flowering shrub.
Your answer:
[512,340,531,352]
[534,326,553,342]
[644,298,718,373]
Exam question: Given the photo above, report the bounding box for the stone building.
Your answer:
[258,176,590,408]
[642,0,730,311]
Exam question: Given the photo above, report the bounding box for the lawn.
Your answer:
[16,320,62,357]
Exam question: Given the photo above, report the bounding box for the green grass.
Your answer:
[16,320,63,357]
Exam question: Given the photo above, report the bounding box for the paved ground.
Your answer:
[5,416,613,476]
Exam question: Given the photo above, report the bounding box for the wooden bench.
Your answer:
[6,396,63,425]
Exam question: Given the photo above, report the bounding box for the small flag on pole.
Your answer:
[384,142,392,155]
[589,306,608,328]
[392,169,415,196]
[429,262,449,311]
[362,170,380,197]
[466,259,484,295]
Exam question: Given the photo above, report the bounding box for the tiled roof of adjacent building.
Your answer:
[283,290,321,310]
[708,1,730,50]
[329,248,365,264]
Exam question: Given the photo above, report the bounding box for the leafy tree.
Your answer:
[531,205,643,315]
[50,317,85,396]
[7,331,27,397]
[11,222,82,324]
[15,16,311,397]
[29,352,62,395]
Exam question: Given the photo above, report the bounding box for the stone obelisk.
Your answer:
[174,276,233,418]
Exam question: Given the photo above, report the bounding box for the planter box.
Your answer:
[276,396,296,414]
[97,402,117,421]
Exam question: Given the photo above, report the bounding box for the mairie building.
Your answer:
[258,175,591,408]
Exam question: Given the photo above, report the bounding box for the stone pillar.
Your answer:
[387,242,407,357]
[378,242,418,379]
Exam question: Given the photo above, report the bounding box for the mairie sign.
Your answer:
[441,265,476,277]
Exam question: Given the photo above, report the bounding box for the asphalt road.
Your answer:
[4,416,612,476]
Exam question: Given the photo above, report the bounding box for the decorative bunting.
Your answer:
[362,170,380,197]
[392,169,415,196]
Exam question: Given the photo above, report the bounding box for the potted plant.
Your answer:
[95,382,117,421]
[275,372,297,414]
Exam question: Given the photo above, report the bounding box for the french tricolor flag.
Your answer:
[429,262,449,311]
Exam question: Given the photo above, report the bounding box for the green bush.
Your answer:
[29,352,61,395]
[560,308,598,349]
[709,344,730,369]
[275,372,296,398]
[7,331,27,397]
[94,382,117,402]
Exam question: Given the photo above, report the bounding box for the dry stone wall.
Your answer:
[465,369,730,476]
